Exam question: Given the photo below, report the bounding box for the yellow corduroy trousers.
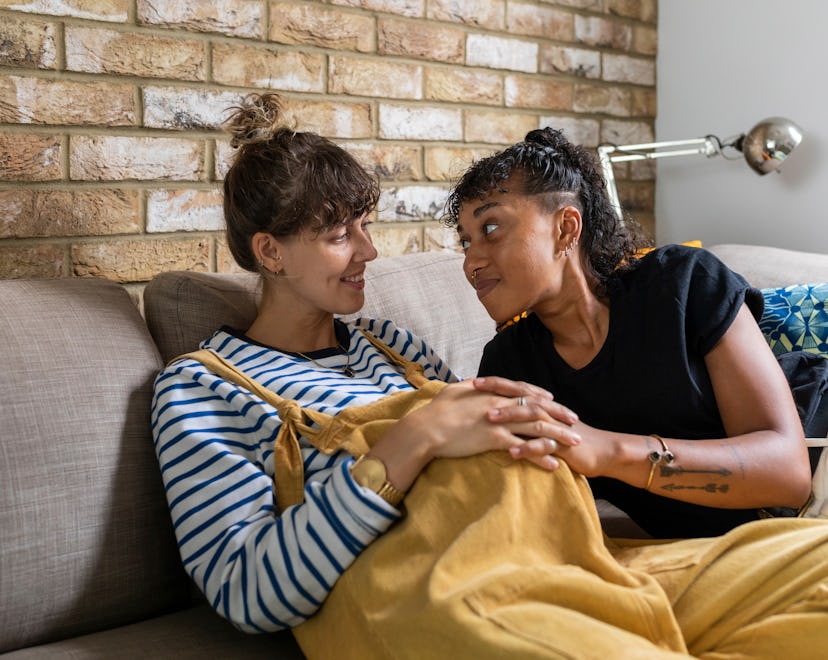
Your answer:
[295,444,828,659]
[182,337,828,659]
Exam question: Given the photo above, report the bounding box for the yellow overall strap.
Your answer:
[169,329,433,510]
[171,348,329,509]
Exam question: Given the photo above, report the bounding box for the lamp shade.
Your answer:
[740,116,803,175]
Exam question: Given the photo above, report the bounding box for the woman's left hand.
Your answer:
[472,376,581,470]
[505,420,610,476]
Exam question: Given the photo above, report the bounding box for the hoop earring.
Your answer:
[259,254,283,274]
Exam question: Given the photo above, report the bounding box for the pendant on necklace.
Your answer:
[343,366,355,378]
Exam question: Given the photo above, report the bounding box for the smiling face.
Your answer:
[457,179,578,324]
[269,214,378,318]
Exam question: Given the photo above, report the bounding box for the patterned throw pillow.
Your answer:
[759,283,828,357]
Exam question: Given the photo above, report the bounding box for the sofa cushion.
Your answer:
[709,243,828,289]
[0,278,190,652]
[144,270,260,364]
[759,282,828,357]
[0,603,303,659]
[145,251,495,379]
[349,251,494,379]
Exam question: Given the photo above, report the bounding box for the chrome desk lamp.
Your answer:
[597,117,804,221]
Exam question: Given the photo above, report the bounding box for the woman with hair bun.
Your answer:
[150,94,579,639]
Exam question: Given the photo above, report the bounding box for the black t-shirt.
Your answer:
[478,245,765,538]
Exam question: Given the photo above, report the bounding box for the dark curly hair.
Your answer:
[443,127,651,294]
[222,93,380,273]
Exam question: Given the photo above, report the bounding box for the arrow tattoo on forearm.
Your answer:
[660,465,732,477]
[661,483,730,493]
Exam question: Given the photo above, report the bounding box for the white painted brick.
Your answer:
[505,75,571,110]
[428,0,505,30]
[1,0,129,22]
[377,185,449,221]
[147,189,224,232]
[425,146,492,181]
[630,159,656,181]
[330,0,423,17]
[538,115,600,148]
[379,104,462,141]
[343,142,424,180]
[575,15,632,50]
[1,76,136,125]
[212,45,324,92]
[541,0,601,8]
[70,136,203,181]
[0,15,57,68]
[143,87,245,130]
[215,138,234,180]
[281,101,372,138]
[330,57,422,100]
[573,85,629,117]
[603,53,655,86]
[507,2,573,40]
[424,224,461,252]
[65,26,205,80]
[369,224,421,256]
[601,120,653,146]
[465,110,537,145]
[540,45,600,79]
[466,34,538,73]
[137,0,262,38]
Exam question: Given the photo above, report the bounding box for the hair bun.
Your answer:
[225,93,285,148]
[524,127,572,153]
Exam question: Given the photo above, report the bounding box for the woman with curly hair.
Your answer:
[446,126,814,539]
[439,127,828,658]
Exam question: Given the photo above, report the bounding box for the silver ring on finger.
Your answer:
[517,396,526,406]
[546,438,558,454]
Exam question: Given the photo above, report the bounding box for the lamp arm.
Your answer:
[598,136,723,221]
[597,117,802,224]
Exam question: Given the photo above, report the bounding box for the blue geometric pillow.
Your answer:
[759,283,828,357]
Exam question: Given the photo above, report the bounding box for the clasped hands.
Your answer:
[472,375,581,471]
[412,375,580,472]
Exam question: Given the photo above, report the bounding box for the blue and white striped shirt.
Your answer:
[150,318,456,633]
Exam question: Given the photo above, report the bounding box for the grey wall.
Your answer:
[655,0,828,251]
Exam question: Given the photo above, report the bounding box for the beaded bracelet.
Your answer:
[645,434,675,491]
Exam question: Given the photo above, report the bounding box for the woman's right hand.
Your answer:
[413,381,537,459]
[369,380,577,491]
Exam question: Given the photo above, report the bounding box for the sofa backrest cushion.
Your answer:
[145,250,495,379]
[709,243,828,289]
[0,278,190,652]
[351,251,495,379]
[144,269,260,364]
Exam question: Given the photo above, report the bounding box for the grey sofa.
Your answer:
[2,244,827,657]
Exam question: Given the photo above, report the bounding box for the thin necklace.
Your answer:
[293,344,355,378]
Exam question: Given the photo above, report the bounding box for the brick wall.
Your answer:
[0,0,657,286]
